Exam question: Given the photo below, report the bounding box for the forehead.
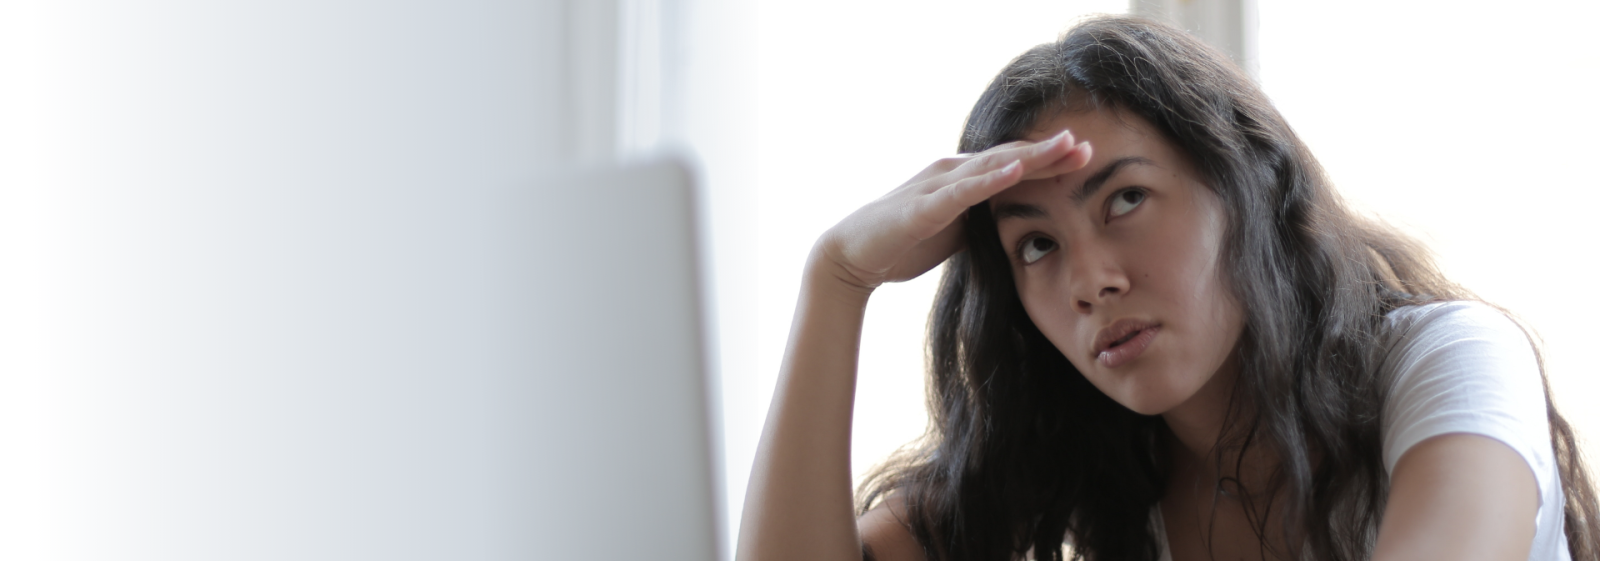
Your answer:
[1023,107,1153,144]
[991,108,1193,205]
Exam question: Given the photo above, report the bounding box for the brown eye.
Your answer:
[1109,189,1145,217]
[1020,237,1057,264]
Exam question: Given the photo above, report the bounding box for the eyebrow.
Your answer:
[1073,156,1155,204]
[991,156,1157,222]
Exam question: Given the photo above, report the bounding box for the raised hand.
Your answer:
[814,129,1092,291]
[737,128,1091,561]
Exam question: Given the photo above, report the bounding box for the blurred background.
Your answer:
[1,0,1596,559]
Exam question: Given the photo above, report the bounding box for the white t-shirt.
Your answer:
[1151,301,1567,561]
[1380,301,1567,561]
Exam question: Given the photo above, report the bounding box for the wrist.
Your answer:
[803,244,876,305]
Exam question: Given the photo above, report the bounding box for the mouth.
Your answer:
[1091,319,1161,369]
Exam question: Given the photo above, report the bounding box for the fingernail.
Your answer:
[1003,160,1021,173]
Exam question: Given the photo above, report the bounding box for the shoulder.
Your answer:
[1379,300,1540,406]
[1380,301,1558,491]
[1382,300,1530,354]
[1377,301,1571,559]
[1380,301,1547,474]
[858,495,928,561]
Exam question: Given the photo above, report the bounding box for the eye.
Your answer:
[1108,189,1146,218]
[1018,236,1057,264]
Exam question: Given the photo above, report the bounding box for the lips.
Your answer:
[1092,319,1160,368]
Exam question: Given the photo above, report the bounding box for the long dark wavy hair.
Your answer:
[857,15,1600,561]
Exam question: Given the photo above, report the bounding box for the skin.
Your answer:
[989,109,1245,456]
[737,108,1539,561]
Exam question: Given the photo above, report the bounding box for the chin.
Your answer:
[1115,395,1182,416]
[1099,376,1196,416]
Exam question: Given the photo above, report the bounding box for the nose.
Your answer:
[1068,240,1130,315]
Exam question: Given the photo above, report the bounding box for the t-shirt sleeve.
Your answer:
[1380,301,1553,502]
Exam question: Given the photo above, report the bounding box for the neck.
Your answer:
[1159,349,1270,484]
[1162,372,1235,466]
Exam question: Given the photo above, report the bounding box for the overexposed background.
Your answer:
[750,7,1600,555]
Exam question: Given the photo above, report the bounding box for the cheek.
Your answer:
[1016,280,1093,370]
[1146,221,1243,362]
[1159,250,1227,315]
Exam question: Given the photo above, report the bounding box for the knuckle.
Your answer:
[936,183,970,211]
[965,153,1001,171]
[903,197,927,226]
[912,189,943,216]
[991,140,1028,152]
[931,156,967,173]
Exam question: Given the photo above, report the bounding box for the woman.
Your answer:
[737,15,1599,561]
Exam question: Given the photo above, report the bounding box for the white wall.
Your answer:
[0,1,571,558]
[1256,0,1600,448]
[0,0,762,558]
[671,0,759,558]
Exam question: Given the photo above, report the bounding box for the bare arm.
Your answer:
[734,257,872,561]
[1371,433,1540,561]
[734,132,1091,561]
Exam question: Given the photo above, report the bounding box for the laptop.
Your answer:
[484,160,719,560]
[0,159,719,560]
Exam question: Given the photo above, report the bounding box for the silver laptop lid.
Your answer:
[489,160,717,560]
[0,159,717,560]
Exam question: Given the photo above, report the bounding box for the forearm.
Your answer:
[736,250,874,561]
[734,132,1080,561]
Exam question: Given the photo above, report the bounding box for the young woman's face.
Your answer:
[989,108,1245,416]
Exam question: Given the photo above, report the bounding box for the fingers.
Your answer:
[894,129,1093,241]
[961,129,1077,176]
[908,136,1091,235]
[1020,140,1092,181]
[906,159,1024,240]
[918,130,1087,193]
